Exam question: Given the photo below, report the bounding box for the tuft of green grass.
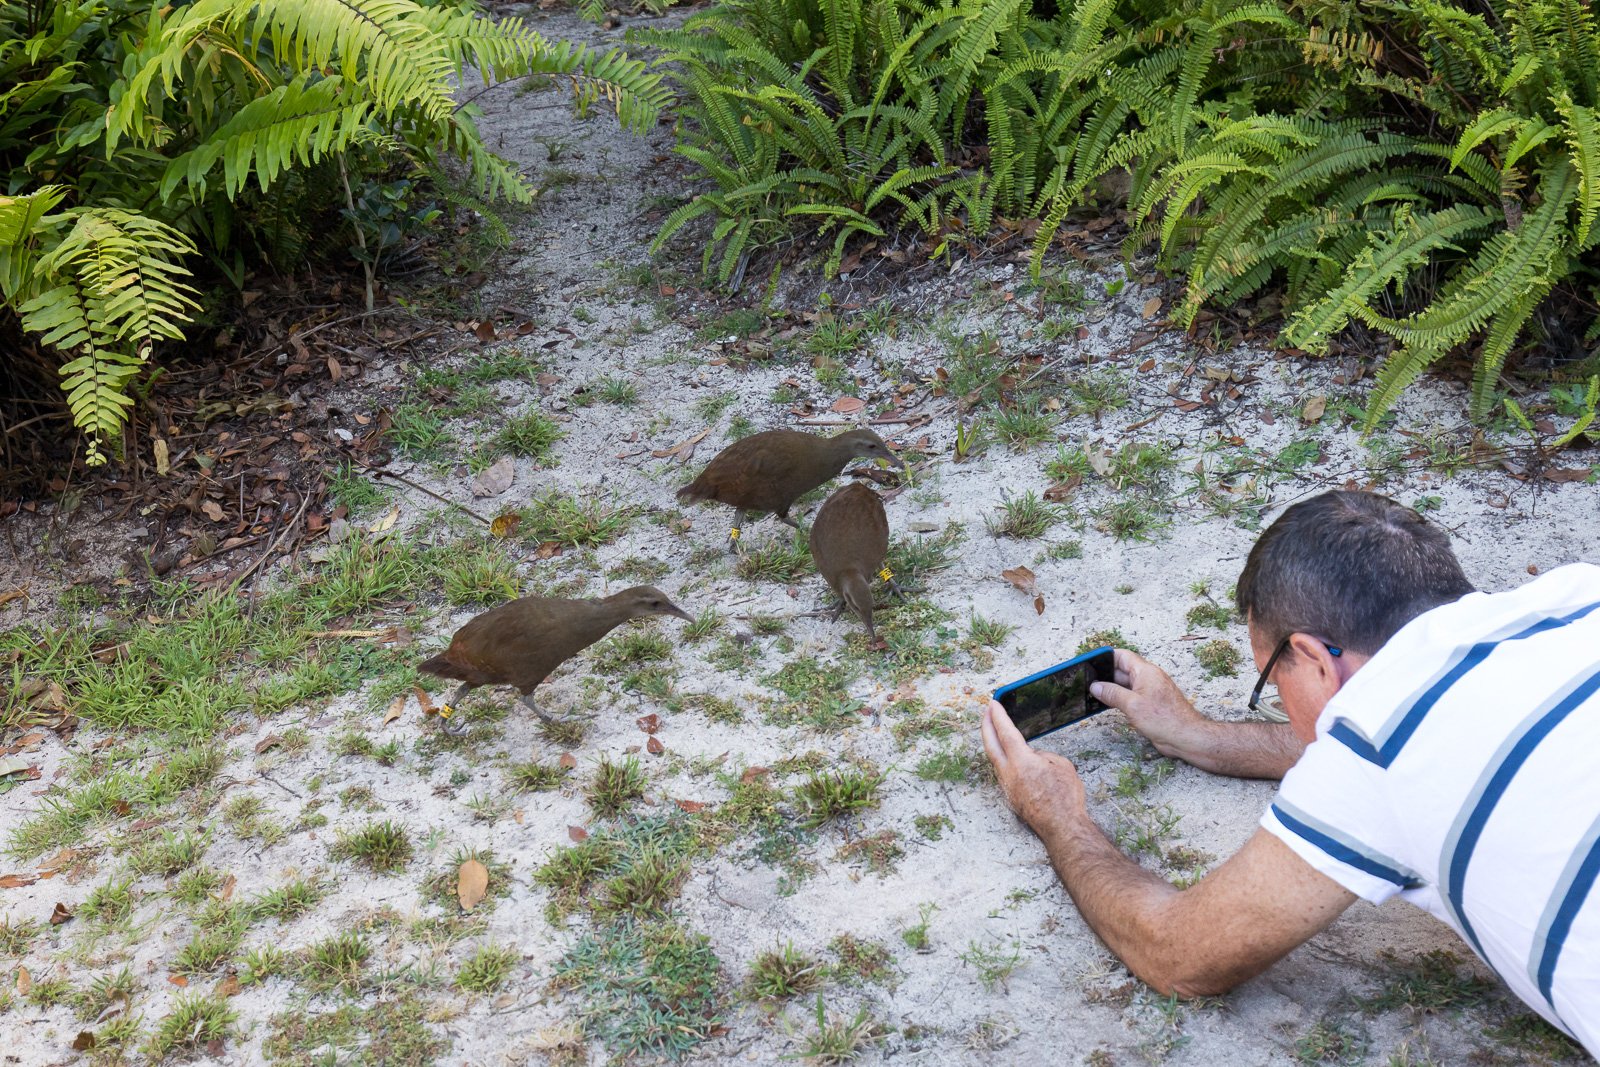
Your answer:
[596,377,640,406]
[693,390,740,421]
[250,877,324,922]
[0,916,39,957]
[1293,1017,1369,1065]
[793,994,885,1064]
[989,491,1060,539]
[1101,497,1171,541]
[991,402,1058,450]
[328,463,388,517]
[494,410,564,461]
[959,937,1024,992]
[967,613,1015,649]
[1065,368,1130,417]
[736,535,814,582]
[457,943,519,993]
[240,945,290,985]
[519,490,634,547]
[73,966,136,1021]
[131,829,207,877]
[1195,639,1242,678]
[1485,1013,1584,1060]
[913,813,953,841]
[885,523,965,584]
[1186,599,1236,631]
[81,877,137,927]
[1357,950,1495,1014]
[598,847,689,917]
[587,756,647,818]
[388,402,450,459]
[593,629,673,672]
[508,759,571,792]
[794,767,883,828]
[433,539,521,606]
[302,931,371,992]
[332,819,414,873]
[900,902,938,952]
[147,993,235,1057]
[538,716,590,748]
[551,918,723,1060]
[1107,441,1178,491]
[746,942,821,1001]
[1078,628,1135,655]
[174,922,243,975]
[610,555,670,583]
[1044,444,1092,483]
[171,866,222,907]
[683,609,723,642]
[915,748,974,783]
[262,995,444,1064]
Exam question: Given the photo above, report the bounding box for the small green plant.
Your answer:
[1293,1017,1369,1065]
[737,536,814,582]
[494,410,564,461]
[520,491,635,547]
[900,902,938,952]
[241,945,290,985]
[1195,640,1242,678]
[508,759,570,792]
[457,943,519,993]
[302,931,371,992]
[0,917,39,957]
[74,966,136,1020]
[746,942,821,1001]
[991,403,1058,450]
[793,994,885,1064]
[172,866,223,907]
[684,610,724,642]
[1102,498,1170,542]
[332,820,414,872]
[587,756,647,818]
[1357,950,1495,1014]
[147,993,235,1057]
[967,613,1015,649]
[81,878,137,927]
[250,878,324,922]
[913,813,953,841]
[795,767,883,828]
[959,937,1023,992]
[989,491,1059,539]
[1065,370,1130,418]
[915,748,973,783]
[597,377,640,405]
[174,923,243,975]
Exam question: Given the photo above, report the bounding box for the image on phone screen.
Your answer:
[994,647,1116,741]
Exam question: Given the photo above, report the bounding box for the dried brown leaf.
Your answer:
[567,825,589,843]
[383,696,406,726]
[457,859,489,912]
[1301,395,1327,424]
[647,736,665,756]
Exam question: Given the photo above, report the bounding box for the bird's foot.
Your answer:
[438,704,470,736]
[776,514,802,531]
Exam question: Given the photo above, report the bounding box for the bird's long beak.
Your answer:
[883,451,906,471]
[665,602,694,622]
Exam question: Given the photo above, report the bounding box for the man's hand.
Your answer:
[1092,648,1305,780]
[981,700,1086,833]
[1090,649,1208,758]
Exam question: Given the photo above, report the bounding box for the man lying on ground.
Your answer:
[981,489,1598,1053]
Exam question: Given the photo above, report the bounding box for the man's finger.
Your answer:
[987,699,1031,757]
[1091,678,1136,711]
[980,701,1007,773]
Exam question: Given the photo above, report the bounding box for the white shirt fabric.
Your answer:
[1260,562,1600,1051]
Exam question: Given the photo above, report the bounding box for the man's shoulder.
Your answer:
[1316,562,1600,740]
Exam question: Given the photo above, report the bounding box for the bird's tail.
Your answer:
[418,653,460,679]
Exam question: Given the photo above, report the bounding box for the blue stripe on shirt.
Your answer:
[1441,665,1600,969]
[1533,810,1600,1008]
[1270,802,1423,888]
[1329,601,1600,768]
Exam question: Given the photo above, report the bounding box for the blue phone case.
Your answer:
[993,646,1115,740]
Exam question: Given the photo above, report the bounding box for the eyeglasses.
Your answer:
[1248,634,1343,713]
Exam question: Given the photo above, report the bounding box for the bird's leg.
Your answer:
[439,683,472,736]
[775,510,802,531]
[726,511,751,554]
[877,565,909,601]
[518,692,562,725]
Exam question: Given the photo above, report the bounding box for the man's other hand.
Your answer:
[981,700,1085,832]
[1090,648,1208,759]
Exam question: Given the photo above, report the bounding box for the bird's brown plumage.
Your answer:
[676,428,902,526]
[418,585,691,697]
[810,482,889,641]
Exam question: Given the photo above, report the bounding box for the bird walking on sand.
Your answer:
[418,586,692,735]
[810,481,899,644]
[676,428,903,552]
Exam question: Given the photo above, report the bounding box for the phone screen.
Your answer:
[995,648,1116,741]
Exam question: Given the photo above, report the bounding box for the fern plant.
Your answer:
[1029,0,1599,427]
[0,0,668,464]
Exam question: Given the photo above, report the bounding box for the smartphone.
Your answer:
[994,647,1116,741]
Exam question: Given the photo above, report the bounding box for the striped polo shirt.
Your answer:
[1260,562,1600,1051]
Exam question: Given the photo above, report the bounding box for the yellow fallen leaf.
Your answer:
[368,504,401,535]
[1301,395,1327,424]
[458,858,489,912]
[383,695,406,726]
[154,437,170,477]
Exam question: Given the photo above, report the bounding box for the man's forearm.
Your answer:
[1029,805,1204,994]
[1159,719,1304,780]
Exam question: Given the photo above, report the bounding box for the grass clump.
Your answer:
[967,613,1015,649]
[587,756,648,818]
[988,491,1059,539]
[520,490,634,547]
[991,402,1058,450]
[302,931,371,993]
[915,748,974,783]
[959,937,1024,992]
[598,847,690,917]
[0,917,39,957]
[173,923,243,975]
[250,878,324,922]
[81,878,137,927]
[746,942,821,1001]
[130,829,206,876]
[1293,1017,1369,1065]
[171,866,222,907]
[736,536,813,582]
[263,996,445,1065]
[551,918,723,1061]
[508,759,571,792]
[331,819,414,872]
[493,410,563,461]
[1195,639,1242,678]
[793,994,885,1064]
[1101,497,1170,542]
[683,610,724,642]
[434,540,521,606]
[593,629,673,671]
[596,377,640,406]
[1357,950,1495,1014]
[885,523,965,584]
[794,767,883,828]
[147,993,235,1057]
[457,943,519,993]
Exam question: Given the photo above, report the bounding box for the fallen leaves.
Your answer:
[0,588,26,609]
[1140,296,1163,320]
[490,512,523,539]
[1300,395,1327,424]
[368,504,401,535]
[1043,476,1081,502]
[383,695,406,726]
[558,752,577,770]
[675,799,707,814]
[471,456,516,498]
[830,396,865,415]
[652,428,710,464]
[49,902,73,925]
[647,736,665,756]
[457,858,489,912]
[1002,566,1046,615]
[215,975,242,998]
[254,734,282,754]
[635,713,660,734]
[15,965,30,997]
[0,873,38,889]
[567,825,589,843]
